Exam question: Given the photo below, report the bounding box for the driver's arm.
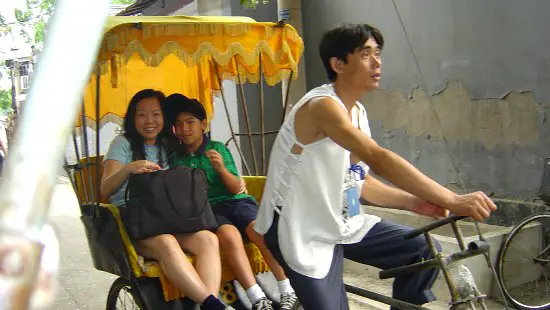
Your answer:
[309,97,495,220]
[360,174,415,209]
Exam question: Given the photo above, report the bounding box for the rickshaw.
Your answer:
[60,14,511,310]
[63,15,303,310]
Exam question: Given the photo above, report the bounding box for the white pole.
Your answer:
[277,0,307,113]
[0,0,110,308]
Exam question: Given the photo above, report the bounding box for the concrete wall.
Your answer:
[301,0,550,211]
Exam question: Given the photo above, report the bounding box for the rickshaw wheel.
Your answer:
[106,277,146,310]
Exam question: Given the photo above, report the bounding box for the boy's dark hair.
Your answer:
[319,23,384,81]
[165,93,207,123]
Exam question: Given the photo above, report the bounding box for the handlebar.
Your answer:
[403,215,468,240]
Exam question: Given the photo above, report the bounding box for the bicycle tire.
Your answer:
[497,213,550,310]
[106,277,146,310]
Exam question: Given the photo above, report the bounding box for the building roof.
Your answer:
[116,0,159,16]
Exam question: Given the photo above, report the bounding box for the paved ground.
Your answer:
[50,177,116,310]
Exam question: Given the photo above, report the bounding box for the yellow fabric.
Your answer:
[79,16,303,128]
[242,176,266,202]
[99,203,144,278]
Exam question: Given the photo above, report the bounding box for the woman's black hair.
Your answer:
[122,89,175,165]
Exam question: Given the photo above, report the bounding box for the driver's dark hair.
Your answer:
[123,89,173,164]
[319,23,384,81]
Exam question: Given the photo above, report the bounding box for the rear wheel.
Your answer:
[106,277,146,310]
[497,213,550,310]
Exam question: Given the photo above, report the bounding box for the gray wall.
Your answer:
[301,0,550,202]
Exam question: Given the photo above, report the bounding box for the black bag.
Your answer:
[122,166,218,240]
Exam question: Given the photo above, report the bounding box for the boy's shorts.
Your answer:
[212,197,258,237]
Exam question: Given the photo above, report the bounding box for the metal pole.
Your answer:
[345,284,430,310]
[425,232,461,302]
[72,127,88,204]
[282,70,293,122]
[10,64,17,116]
[259,56,266,175]
[233,57,259,175]
[451,222,467,251]
[81,103,95,204]
[277,0,306,114]
[0,0,110,307]
[213,62,252,175]
[95,71,101,205]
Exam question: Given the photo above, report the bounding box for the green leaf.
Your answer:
[240,0,269,9]
[0,89,13,113]
[0,14,7,27]
[14,9,32,23]
[111,0,135,4]
[39,0,55,14]
[34,18,47,45]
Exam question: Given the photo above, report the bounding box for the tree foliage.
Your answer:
[0,0,135,48]
[112,0,136,4]
[239,0,270,9]
[0,89,12,113]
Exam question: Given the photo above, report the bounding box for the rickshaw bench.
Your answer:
[75,156,270,302]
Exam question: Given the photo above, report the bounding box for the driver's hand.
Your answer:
[446,192,497,221]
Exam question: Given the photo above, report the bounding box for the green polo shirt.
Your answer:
[172,138,253,206]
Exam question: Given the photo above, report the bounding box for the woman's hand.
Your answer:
[125,160,161,174]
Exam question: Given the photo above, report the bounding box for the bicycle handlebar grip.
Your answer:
[403,215,469,240]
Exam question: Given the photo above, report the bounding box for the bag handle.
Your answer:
[124,178,132,204]
[161,168,209,220]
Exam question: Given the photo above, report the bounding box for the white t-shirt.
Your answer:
[254,84,381,279]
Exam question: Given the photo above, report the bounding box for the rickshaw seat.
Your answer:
[75,155,269,302]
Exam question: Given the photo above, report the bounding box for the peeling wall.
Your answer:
[301,0,550,201]
[364,81,540,149]
[363,82,548,199]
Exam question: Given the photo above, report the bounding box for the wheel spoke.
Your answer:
[115,285,140,310]
[498,214,550,309]
[504,258,539,263]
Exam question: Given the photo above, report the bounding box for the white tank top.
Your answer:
[254,84,381,278]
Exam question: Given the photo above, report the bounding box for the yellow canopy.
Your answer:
[81,15,304,129]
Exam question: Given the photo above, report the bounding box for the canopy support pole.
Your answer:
[234,57,259,176]
[213,62,252,176]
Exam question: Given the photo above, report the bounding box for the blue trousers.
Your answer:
[264,213,441,310]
